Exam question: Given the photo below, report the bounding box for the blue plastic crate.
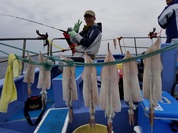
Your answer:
[138,91,178,133]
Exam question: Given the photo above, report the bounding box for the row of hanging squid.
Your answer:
[61,37,163,133]
[23,37,162,133]
[23,52,52,109]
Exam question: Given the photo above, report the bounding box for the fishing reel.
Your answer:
[66,27,73,33]
[36,30,49,47]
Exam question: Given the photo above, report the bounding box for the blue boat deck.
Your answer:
[34,108,69,133]
[0,43,178,132]
[0,66,60,133]
[52,66,137,133]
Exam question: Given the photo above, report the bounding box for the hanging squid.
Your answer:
[113,39,117,49]
[60,54,78,123]
[122,51,142,126]
[23,52,35,97]
[37,52,52,109]
[82,52,99,128]
[143,37,162,129]
[100,49,121,133]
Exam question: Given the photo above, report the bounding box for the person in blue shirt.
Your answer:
[68,10,102,60]
[158,0,178,43]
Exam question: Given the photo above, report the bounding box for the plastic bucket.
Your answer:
[116,63,122,69]
[73,124,114,133]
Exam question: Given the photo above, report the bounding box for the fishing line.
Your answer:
[0,14,66,32]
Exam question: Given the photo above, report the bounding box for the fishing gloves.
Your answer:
[73,19,82,33]
[68,29,77,37]
[68,19,82,37]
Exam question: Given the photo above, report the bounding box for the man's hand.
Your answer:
[73,19,82,33]
[68,29,77,37]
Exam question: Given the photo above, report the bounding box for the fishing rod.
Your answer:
[0,13,78,54]
[0,13,66,32]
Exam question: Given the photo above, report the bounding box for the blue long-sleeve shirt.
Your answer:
[158,1,178,43]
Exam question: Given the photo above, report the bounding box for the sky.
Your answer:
[0,0,167,56]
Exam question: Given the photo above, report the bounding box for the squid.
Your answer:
[60,54,78,123]
[23,53,35,97]
[37,52,52,109]
[82,53,99,128]
[113,39,117,49]
[143,37,163,129]
[100,49,121,133]
[122,51,142,126]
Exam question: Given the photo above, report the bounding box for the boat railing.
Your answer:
[0,37,50,78]
[102,36,166,56]
[0,36,166,78]
[118,37,153,56]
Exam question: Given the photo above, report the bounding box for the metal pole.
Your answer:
[21,39,26,75]
[50,40,53,56]
[118,38,123,54]
[134,38,138,56]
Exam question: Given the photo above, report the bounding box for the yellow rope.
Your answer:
[48,39,65,50]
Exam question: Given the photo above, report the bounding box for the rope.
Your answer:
[0,41,178,68]
[47,39,73,52]
[0,42,39,55]
[0,50,9,56]
[48,40,65,50]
